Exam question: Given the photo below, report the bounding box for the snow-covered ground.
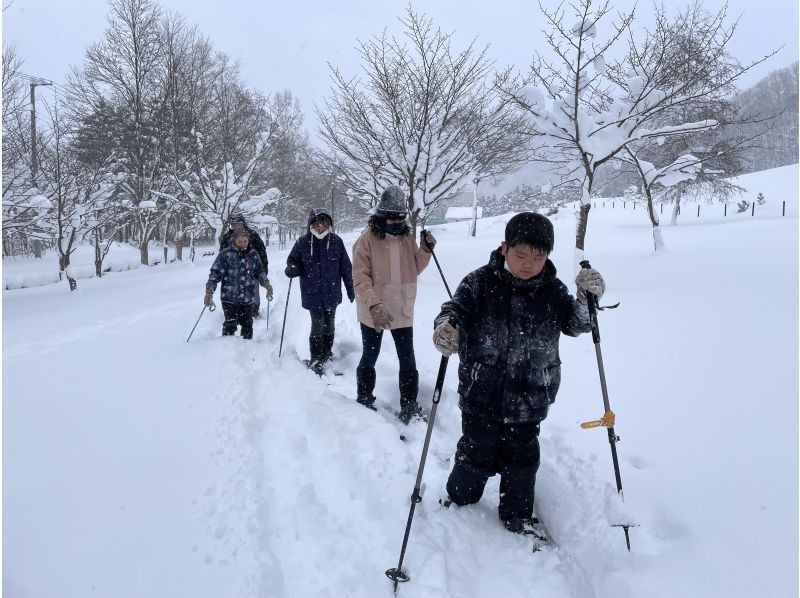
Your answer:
[3,165,798,597]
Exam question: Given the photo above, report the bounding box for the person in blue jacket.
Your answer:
[205,230,273,340]
[285,208,355,374]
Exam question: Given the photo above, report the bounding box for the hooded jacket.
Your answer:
[220,223,268,275]
[352,225,431,330]
[206,243,268,304]
[285,209,355,311]
[434,248,591,424]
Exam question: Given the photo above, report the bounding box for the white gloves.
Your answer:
[432,321,459,356]
[575,268,605,303]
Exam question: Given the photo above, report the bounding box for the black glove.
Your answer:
[284,261,300,278]
[348,290,356,303]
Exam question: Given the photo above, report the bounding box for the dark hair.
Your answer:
[504,212,554,254]
[311,213,332,228]
[368,215,410,239]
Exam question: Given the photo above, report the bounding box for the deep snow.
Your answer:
[3,165,798,597]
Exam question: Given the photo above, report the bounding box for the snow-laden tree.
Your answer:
[498,0,773,262]
[67,0,169,265]
[1,43,44,257]
[318,6,530,233]
[155,132,281,245]
[619,151,702,250]
[618,1,773,238]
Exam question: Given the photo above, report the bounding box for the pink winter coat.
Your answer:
[352,229,432,330]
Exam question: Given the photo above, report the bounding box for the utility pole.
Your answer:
[29,79,53,259]
[29,79,54,183]
[330,186,335,231]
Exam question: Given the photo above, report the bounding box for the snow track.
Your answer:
[195,311,611,597]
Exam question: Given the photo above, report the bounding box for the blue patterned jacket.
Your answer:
[206,244,267,304]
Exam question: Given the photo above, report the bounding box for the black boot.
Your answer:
[308,336,325,376]
[356,366,376,407]
[398,369,423,425]
[322,333,335,363]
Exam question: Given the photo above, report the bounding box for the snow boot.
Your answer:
[321,333,335,363]
[503,517,542,535]
[356,366,377,407]
[398,369,423,425]
[308,336,325,376]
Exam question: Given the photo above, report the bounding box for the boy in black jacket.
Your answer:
[432,212,606,533]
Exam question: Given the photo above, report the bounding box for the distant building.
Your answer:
[445,206,483,222]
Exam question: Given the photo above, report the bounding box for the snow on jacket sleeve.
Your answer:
[352,233,381,309]
[252,251,268,285]
[206,251,228,292]
[434,269,482,333]
[413,238,432,274]
[558,281,592,337]
[286,239,304,276]
[339,237,355,301]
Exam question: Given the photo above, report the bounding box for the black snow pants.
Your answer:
[221,301,254,340]
[446,412,541,522]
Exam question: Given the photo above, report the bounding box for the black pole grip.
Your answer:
[579,260,601,343]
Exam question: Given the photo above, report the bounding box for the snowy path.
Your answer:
[4,170,797,598]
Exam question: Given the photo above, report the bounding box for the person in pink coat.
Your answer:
[351,185,437,424]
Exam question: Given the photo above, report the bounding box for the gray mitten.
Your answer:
[432,321,459,356]
[575,268,605,303]
[369,303,394,330]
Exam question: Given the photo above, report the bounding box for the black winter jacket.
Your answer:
[434,248,591,424]
[285,210,355,311]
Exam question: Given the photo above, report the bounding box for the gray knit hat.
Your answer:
[376,186,407,217]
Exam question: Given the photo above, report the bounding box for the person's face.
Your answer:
[500,242,548,280]
[311,217,330,233]
[385,211,406,225]
[234,235,250,250]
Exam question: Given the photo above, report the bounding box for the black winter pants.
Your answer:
[446,412,541,522]
[309,307,336,337]
[221,301,254,340]
[357,324,416,371]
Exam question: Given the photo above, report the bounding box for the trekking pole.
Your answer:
[421,228,452,297]
[386,236,453,591]
[266,298,271,331]
[186,299,216,343]
[278,278,293,357]
[578,260,631,551]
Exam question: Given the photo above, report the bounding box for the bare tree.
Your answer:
[317,6,530,233]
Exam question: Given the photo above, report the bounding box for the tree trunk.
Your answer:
[575,203,591,251]
[176,236,184,261]
[645,188,665,252]
[470,178,479,237]
[652,225,665,252]
[94,231,103,277]
[670,201,680,226]
[140,238,149,265]
[32,239,43,258]
[410,210,419,238]
[670,188,682,226]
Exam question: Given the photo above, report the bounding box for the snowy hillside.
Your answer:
[3,165,798,597]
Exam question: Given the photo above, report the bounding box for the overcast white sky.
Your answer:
[3,0,798,142]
